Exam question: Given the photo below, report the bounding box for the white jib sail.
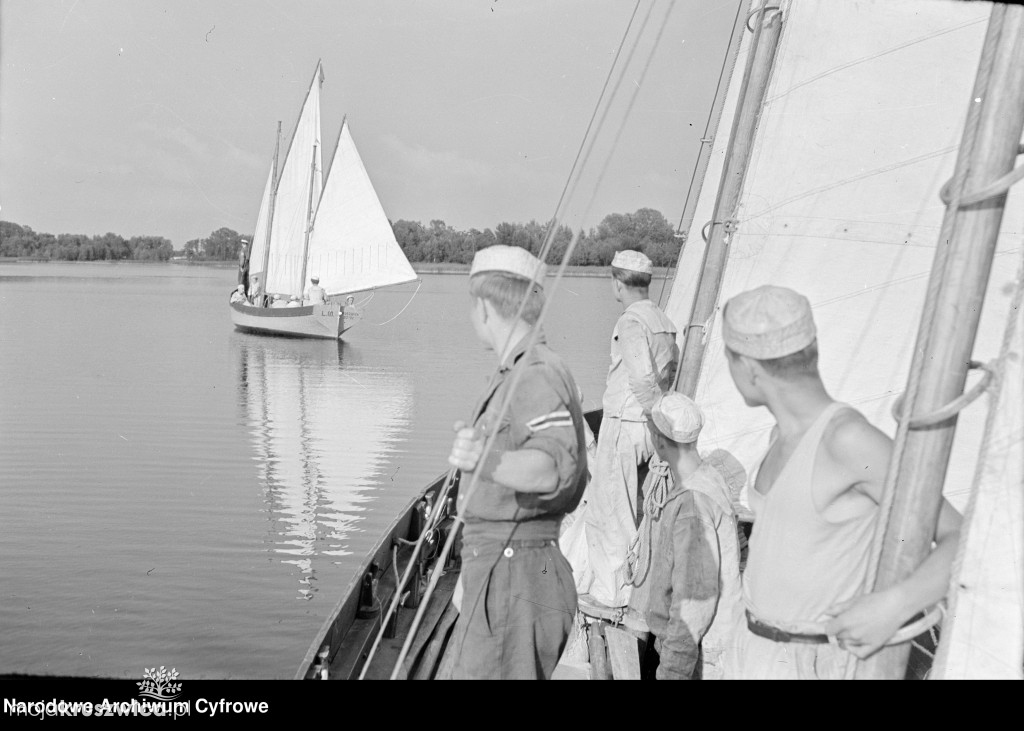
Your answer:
[305,122,417,296]
[265,66,324,298]
[664,0,1021,516]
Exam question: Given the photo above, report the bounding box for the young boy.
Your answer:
[446,245,588,679]
[644,392,744,679]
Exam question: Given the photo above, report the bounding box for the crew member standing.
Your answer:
[446,244,588,680]
[578,249,679,609]
[306,276,326,305]
[721,285,960,678]
[238,239,250,295]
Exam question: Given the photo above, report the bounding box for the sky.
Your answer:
[1,0,743,248]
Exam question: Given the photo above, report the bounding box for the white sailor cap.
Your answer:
[611,249,652,274]
[722,285,816,359]
[470,245,547,284]
[651,392,704,444]
[310,276,320,283]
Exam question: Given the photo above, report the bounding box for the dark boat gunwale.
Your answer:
[295,470,456,679]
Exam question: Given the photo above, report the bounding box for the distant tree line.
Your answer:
[0,222,173,261]
[392,208,680,266]
[0,207,681,267]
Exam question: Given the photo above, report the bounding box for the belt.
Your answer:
[745,610,829,644]
[745,609,929,645]
[462,519,560,543]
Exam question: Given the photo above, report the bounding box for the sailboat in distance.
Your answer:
[231,62,417,340]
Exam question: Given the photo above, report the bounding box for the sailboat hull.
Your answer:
[229,301,350,340]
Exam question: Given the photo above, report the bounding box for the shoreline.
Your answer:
[2,258,674,279]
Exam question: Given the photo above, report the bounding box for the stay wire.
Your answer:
[388,1,672,680]
[450,0,673,623]
[359,1,647,680]
[660,0,757,309]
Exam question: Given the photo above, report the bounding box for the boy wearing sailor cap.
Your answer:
[446,245,588,680]
[644,392,744,680]
[578,249,679,610]
[722,285,960,679]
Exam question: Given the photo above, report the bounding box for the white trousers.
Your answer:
[575,417,653,608]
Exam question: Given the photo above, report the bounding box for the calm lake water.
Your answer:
[0,261,635,679]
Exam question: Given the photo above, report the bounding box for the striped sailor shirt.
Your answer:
[458,332,588,524]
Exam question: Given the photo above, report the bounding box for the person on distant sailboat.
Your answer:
[305,276,326,305]
[721,285,961,679]
[577,249,679,610]
[643,392,744,680]
[238,239,250,294]
[446,245,587,680]
[230,284,247,304]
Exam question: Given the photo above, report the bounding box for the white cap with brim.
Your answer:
[611,249,653,274]
[651,392,704,444]
[722,285,816,359]
[470,245,546,284]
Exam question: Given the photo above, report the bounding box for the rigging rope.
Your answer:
[356,0,658,676]
[386,0,678,681]
[659,0,749,309]
[371,279,423,326]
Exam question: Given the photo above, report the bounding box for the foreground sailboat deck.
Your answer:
[298,0,1024,680]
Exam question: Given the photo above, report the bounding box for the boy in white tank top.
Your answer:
[721,285,961,679]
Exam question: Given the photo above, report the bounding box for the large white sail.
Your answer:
[665,0,1020,513]
[662,0,1024,678]
[247,163,274,287]
[265,65,324,298]
[306,122,417,296]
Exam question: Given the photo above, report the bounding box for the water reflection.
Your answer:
[234,336,412,599]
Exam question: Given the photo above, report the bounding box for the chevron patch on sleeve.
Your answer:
[526,410,574,433]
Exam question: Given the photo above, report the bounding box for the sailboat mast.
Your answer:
[674,7,783,398]
[298,143,319,294]
[856,3,1024,680]
[259,121,283,294]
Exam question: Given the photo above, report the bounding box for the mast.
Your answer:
[856,3,1024,680]
[259,121,283,295]
[298,143,319,295]
[674,6,783,397]
[311,116,347,225]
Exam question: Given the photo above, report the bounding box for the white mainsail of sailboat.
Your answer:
[232,62,417,339]
[662,0,1023,679]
